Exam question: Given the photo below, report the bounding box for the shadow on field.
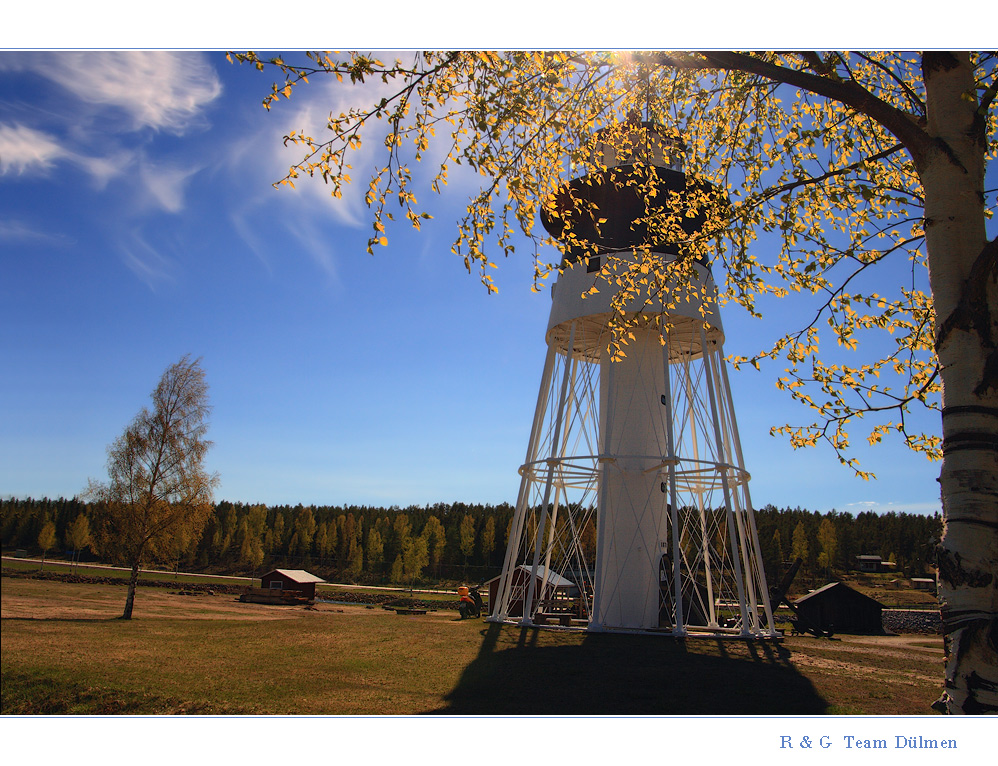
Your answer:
[428,623,827,715]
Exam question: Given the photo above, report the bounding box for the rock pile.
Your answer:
[883,608,942,634]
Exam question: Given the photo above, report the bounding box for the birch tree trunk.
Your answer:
[919,52,998,714]
[122,561,141,620]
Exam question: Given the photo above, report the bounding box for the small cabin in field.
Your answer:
[794,582,884,634]
[855,554,896,573]
[240,569,325,604]
[259,569,325,600]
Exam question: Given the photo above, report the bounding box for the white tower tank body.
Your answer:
[489,123,777,637]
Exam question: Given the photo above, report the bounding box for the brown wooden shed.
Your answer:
[794,582,885,634]
[259,569,325,600]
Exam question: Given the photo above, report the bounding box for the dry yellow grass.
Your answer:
[1,575,945,715]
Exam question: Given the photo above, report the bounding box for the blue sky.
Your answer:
[0,51,954,515]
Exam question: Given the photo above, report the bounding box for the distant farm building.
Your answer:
[794,582,885,634]
[855,554,896,573]
[911,577,936,593]
[240,569,325,605]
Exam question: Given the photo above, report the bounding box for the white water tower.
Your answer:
[489,122,777,637]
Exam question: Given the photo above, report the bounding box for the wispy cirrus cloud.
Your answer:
[218,79,377,283]
[2,52,222,134]
[0,122,128,187]
[0,218,73,245]
[1,52,224,288]
[1,51,221,191]
[216,53,500,297]
[0,123,66,174]
[116,227,179,289]
[227,85,384,231]
[0,118,201,270]
[138,160,201,214]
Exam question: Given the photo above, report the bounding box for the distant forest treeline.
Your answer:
[1,497,941,585]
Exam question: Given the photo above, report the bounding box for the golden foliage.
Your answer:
[231,51,998,476]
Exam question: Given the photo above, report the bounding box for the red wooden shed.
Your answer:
[258,569,325,600]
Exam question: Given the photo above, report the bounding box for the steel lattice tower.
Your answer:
[488,123,778,637]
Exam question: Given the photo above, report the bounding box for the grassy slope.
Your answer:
[1,576,944,715]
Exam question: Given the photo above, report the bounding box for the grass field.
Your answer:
[1,557,254,587]
[1,574,945,715]
[0,557,459,601]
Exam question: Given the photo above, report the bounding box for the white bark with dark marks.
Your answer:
[918,52,998,715]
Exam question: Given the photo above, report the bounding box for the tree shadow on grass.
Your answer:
[427,622,827,715]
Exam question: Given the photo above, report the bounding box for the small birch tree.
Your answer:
[37,520,56,571]
[85,355,218,619]
[66,513,90,573]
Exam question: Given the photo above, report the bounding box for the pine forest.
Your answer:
[2,497,941,590]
